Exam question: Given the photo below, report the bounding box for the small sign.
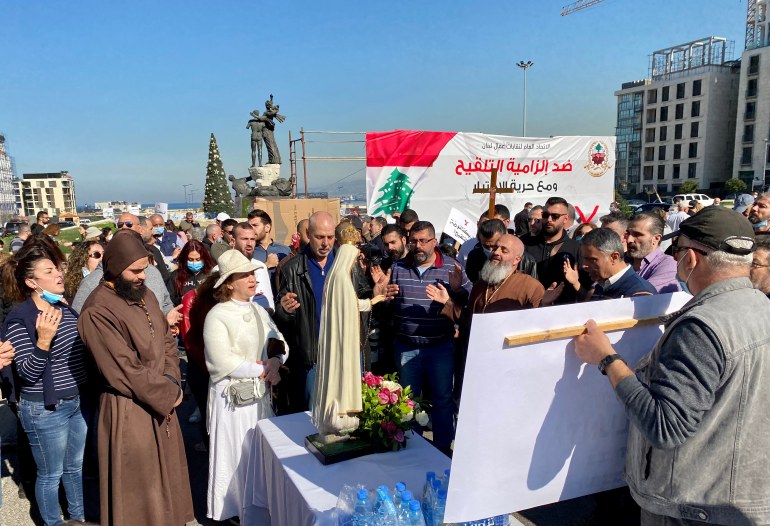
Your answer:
[443,207,477,244]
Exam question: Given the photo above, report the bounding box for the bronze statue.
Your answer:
[249,94,285,165]
[246,114,265,167]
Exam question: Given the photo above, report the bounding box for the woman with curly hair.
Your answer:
[165,239,214,306]
[63,241,103,303]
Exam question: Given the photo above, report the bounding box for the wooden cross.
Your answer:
[472,168,515,219]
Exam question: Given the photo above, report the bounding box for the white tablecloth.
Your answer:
[246,412,451,526]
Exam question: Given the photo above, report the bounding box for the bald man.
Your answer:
[274,212,338,413]
[427,233,545,400]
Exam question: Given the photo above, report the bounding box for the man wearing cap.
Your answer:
[78,230,194,526]
[733,193,754,217]
[750,237,770,297]
[215,211,230,227]
[748,193,770,233]
[574,206,770,525]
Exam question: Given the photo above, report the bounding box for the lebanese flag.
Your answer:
[366,130,456,216]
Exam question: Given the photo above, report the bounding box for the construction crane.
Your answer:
[561,0,606,16]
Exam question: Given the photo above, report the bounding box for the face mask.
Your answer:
[81,267,90,277]
[676,252,695,295]
[575,235,584,242]
[753,220,768,230]
[187,261,204,273]
[33,280,63,304]
[106,235,113,242]
[153,226,165,236]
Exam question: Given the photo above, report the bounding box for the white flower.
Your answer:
[400,411,413,423]
[415,411,429,426]
[381,380,402,392]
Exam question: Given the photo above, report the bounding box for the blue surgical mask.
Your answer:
[187,261,204,273]
[676,253,695,295]
[33,281,63,304]
[153,226,165,236]
[753,220,768,230]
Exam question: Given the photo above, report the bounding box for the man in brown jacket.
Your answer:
[78,230,194,526]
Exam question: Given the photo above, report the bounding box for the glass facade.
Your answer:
[615,91,643,193]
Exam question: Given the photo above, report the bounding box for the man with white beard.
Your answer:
[428,234,544,400]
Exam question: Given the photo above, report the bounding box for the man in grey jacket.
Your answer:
[574,206,770,525]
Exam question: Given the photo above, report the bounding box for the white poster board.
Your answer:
[443,207,477,244]
[101,207,114,220]
[366,131,615,232]
[444,293,691,523]
[154,202,168,221]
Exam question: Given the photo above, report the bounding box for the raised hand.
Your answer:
[426,283,450,305]
[35,305,62,350]
[280,292,300,313]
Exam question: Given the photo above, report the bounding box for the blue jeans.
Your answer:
[394,339,456,448]
[19,396,87,526]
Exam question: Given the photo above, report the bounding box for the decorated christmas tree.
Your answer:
[202,133,233,214]
[371,168,414,216]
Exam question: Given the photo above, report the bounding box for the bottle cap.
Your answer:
[357,488,369,500]
[401,490,413,501]
[426,471,436,481]
[409,499,421,511]
[395,481,406,492]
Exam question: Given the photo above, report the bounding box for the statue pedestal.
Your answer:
[304,433,375,465]
[249,164,281,187]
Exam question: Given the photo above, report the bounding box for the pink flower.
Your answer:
[381,421,397,434]
[363,372,377,387]
[389,391,399,404]
[378,388,391,405]
[374,375,384,386]
[406,399,415,409]
[394,429,405,443]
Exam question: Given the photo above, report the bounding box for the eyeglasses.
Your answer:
[224,229,234,235]
[672,244,708,258]
[541,212,565,221]
[751,260,770,269]
[89,251,103,259]
[117,221,133,229]
[409,237,436,246]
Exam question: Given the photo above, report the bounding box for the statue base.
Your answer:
[304,433,375,465]
[249,164,281,187]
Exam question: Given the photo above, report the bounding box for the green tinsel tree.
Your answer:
[202,133,233,215]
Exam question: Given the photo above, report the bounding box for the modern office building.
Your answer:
[615,37,740,196]
[733,0,770,188]
[0,135,20,218]
[15,171,78,218]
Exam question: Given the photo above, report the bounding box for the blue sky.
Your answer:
[0,0,745,204]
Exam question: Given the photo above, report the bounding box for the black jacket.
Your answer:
[274,249,371,367]
[521,231,591,304]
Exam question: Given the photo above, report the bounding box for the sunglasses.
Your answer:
[89,251,103,259]
[542,212,565,221]
[117,221,133,229]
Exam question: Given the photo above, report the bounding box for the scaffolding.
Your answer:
[648,37,734,80]
[746,0,770,50]
[288,129,365,198]
[0,134,19,219]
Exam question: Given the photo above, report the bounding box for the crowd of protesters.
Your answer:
[0,191,768,525]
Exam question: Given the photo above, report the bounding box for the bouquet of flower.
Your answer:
[357,372,429,451]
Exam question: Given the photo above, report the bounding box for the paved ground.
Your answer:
[0,357,627,526]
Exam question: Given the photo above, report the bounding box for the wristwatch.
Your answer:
[598,354,626,375]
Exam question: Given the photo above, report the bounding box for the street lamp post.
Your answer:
[182,184,192,204]
[516,60,534,136]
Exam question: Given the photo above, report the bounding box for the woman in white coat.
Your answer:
[201,250,288,522]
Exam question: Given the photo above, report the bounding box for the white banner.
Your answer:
[366,131,615,232]
[444,293,691,523]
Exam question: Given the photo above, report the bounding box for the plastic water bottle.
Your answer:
[375,486,398,526]
[442,468,451,490]
[373,485,390,516]
[352,488,373,526]
[407,499,427,526]
[397,490,413,523]
[432,489,447,526]
[422,472,436,525]
[393,481,406,507]
[493,514,510,526]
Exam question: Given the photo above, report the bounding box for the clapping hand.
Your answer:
[448,263,464,292]
[35,305,62,350]
[541,282,565,307]
[563,259,580,291]
[372,267,398,300]
[425,282,450,305]
[0,340,14,368]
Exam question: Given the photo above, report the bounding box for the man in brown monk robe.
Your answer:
[78,230,194,526]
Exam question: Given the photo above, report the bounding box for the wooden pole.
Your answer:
[503,317,661,347]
